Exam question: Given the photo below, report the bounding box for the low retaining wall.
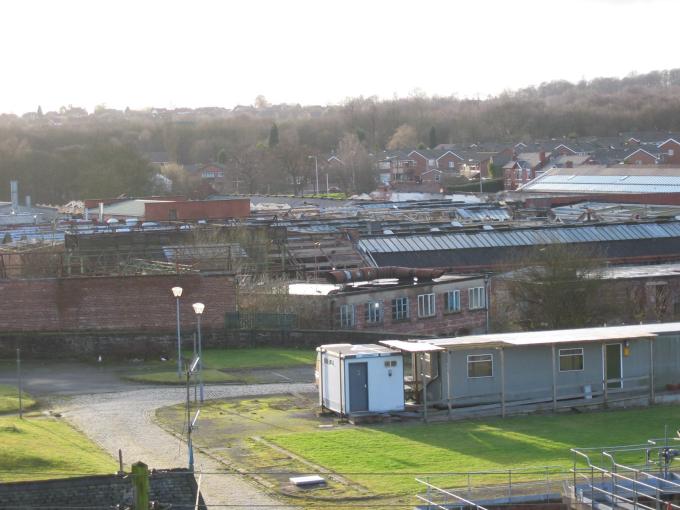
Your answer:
[0,329,431,360]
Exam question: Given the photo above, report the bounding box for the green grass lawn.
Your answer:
[268,405,680,496]
[0,416,118,482]
[122,347,315,385]
[156,392,680,500]
[0,385,36,413]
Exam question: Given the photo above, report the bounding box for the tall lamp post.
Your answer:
[192,302,205,402]
[308,155,319,195]
[172,286,183,377]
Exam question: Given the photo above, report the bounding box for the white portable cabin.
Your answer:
[316,343,404,416]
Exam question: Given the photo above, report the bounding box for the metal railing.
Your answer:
[571,445,680,510]
[415,466,568,509]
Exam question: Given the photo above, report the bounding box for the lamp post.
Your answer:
[308,155,319,195]
[172,286,183,377]
[192,302,205,402]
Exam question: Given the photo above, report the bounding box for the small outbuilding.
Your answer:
[316,343,404,416]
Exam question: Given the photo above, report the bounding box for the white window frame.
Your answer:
[417,293,436,318]
[365,301,384,324]
[468,287,486,310]
[445,290,461,313]
[392,297,410,321]
[669,149,675,156]
[559,347,584,372]
[467,354,493,378]
[339,304,355,329]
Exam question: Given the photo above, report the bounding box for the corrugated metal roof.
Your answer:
[357,221,680,253]
[521,174,680,193]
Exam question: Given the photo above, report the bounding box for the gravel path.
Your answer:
[58,383,315,509]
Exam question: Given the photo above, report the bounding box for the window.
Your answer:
[428,158,436,166]
[339,304,355,329]
[384,360,397,367]
[467,354,493,378]
[418,293,436,318]
[559,348,584,372]
[468,287,486,310]
[669,149,675,156]
[392,297,410,321]
[445,290,461,313]
[448,161,455,169]
[365,301,384,324]
[168,209,178,220]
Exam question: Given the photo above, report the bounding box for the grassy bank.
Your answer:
[0,385,36,413]
[123,347,315,385]
[0,416,118,482]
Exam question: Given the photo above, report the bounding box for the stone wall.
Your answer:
[0,468,204,508]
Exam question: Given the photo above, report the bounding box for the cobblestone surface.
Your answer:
[58,383,315,509]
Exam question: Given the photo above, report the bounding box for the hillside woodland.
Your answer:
[2,68,680,203]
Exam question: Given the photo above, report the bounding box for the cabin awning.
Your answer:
[380,340,445,353]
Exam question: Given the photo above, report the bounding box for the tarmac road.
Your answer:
[57,383,315,509]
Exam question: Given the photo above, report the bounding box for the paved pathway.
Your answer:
[57,383,315,509]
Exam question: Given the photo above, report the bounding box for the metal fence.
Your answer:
[224,311,297,331]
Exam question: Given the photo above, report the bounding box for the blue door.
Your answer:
[349,362,369,412]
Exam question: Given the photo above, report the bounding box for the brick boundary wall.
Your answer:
[0,329,432,360]
[0,273,236,332]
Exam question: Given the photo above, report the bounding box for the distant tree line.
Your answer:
[2,68,680,202]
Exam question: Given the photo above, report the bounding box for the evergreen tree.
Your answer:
[37,105,43,116]
[429,126,437,149]
[268,123,279,148]
[217,148,227,164]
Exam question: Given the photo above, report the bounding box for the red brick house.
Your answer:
[408,150,464,179]
[623,148,659,165]
[503,152,550,190]
[659,139,680,165]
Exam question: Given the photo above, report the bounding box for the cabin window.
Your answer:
[365,301,384,324]
[559,348,584,372]
[468,287,486,310]
[445,290,461,312]
[418,293,436,318]
[392,297,410,321]
[467,354,493,378]
[339,304,355,329]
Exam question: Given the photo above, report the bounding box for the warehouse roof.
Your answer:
[519,165,680,194]
[358,220,680,254]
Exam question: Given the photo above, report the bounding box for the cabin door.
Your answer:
[348,362,369,413]
[605,343,623,389]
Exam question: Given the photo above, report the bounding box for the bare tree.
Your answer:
[386,124,418,150]
[504,244,612,331]
[337,133,373,193]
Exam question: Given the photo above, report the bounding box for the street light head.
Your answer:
[171,286,183,298]
[192,302,205,315]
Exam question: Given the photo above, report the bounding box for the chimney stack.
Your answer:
[539,151,546,164]
[10,181,18,210]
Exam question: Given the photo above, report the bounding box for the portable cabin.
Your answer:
[381,322,680,418]
[316,343,404,416]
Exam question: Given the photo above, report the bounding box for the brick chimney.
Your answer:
[539,151,546,164]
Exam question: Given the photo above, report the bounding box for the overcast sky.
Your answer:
[2,0,679,114]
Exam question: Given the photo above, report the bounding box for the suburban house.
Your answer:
[378,322,680,419]
[624,148,660,165]
[503,152,551,190]
[658,138,680,165]
[407,149,464,180]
